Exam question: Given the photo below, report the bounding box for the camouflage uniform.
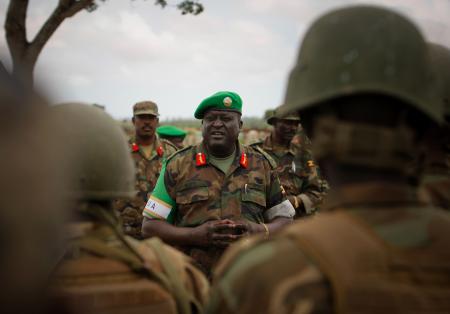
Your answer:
[143,142,294,275]
[114,137,177,238]
[251,129,327,217]
[52,213,209,314]
[207,183,450,314]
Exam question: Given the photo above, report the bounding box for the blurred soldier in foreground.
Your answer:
[207,6,450,314]
[142,91,294,277]
[49,103,208,314]
[157,125,188,149]
[114,101,177,239]
[418,43,450,210]
[251,109,327,217]
[0,68,67,314]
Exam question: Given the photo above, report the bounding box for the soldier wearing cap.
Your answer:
[113,101,177,239]
[157,125,188,149]
[141,91,295,277]
[251,109,328,217]
[206,6,450,314]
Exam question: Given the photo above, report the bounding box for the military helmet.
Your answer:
[428,43,450,120]
[51,103,135,200]
[265,108,300,125]
[279,5,442,123]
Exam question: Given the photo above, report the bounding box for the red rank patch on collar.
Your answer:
[240,152,248,168]
[196,152,206,166]
[131,143,139,152]
[157,145,164,157]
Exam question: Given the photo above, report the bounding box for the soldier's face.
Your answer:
[202,110,242,154]
[273,118,299,143]
[133,114,158,138]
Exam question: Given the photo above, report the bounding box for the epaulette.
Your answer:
[253,145,277,169]
[165,145,193,163]
[159,138,177,151]
[249,140,264,147]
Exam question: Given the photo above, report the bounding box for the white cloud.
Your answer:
[1,0,449,119]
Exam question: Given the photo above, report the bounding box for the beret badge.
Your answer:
[223,97,232,107]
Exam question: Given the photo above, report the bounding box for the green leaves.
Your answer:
[155,0,204,15]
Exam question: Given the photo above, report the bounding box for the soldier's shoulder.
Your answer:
[166,145,194,164]
[246,144,277,169]
[159,138,178,154]
[209,234,329,313]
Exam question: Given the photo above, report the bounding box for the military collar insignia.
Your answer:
[157,145,164,157]
[131,143,139,152]
[240,152,248,168]
[223,96,232,107]
[196,152,207,166]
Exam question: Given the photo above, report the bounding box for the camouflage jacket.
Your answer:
[113,136,177,239]
[206,182,450,314]
[251,131,328,217]
[50,217,209,314]
[143,142,295,276]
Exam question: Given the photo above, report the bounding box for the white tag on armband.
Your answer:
[143,196,172,220]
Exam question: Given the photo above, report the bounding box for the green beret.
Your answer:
[194,91,242,119]
[156,125,187,138]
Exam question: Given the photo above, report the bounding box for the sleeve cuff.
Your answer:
[264,199,295,221]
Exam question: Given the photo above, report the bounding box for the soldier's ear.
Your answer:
[239,119,243,130]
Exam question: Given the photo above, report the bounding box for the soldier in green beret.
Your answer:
[251,109,328,217]
[142,91,295,277]
[156,125,188,149]
[113,101,177,239]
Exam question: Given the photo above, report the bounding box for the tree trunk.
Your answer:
[4,0,93,87]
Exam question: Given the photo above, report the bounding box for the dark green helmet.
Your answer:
[428,43,450,119]
[51,103,135,201]
[279,5,442,123]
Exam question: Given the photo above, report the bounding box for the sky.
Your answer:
[1,0,449,120]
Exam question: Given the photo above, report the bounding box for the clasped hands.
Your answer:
[190,219,264,248]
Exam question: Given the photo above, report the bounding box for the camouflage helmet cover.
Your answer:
[279,5,442,123]
[52,103,135,200]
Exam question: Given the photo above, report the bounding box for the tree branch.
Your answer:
[4,0,29,60]
[60,0,95,18]
[28,0,93,64]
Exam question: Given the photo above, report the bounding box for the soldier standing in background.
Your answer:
[157,125,188,149]
[141,91,294,277]
[206,6,450,314]
[418,43,450,210]
[114,101,177,239]
[49,103,208,314]
[251,109,327,217]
